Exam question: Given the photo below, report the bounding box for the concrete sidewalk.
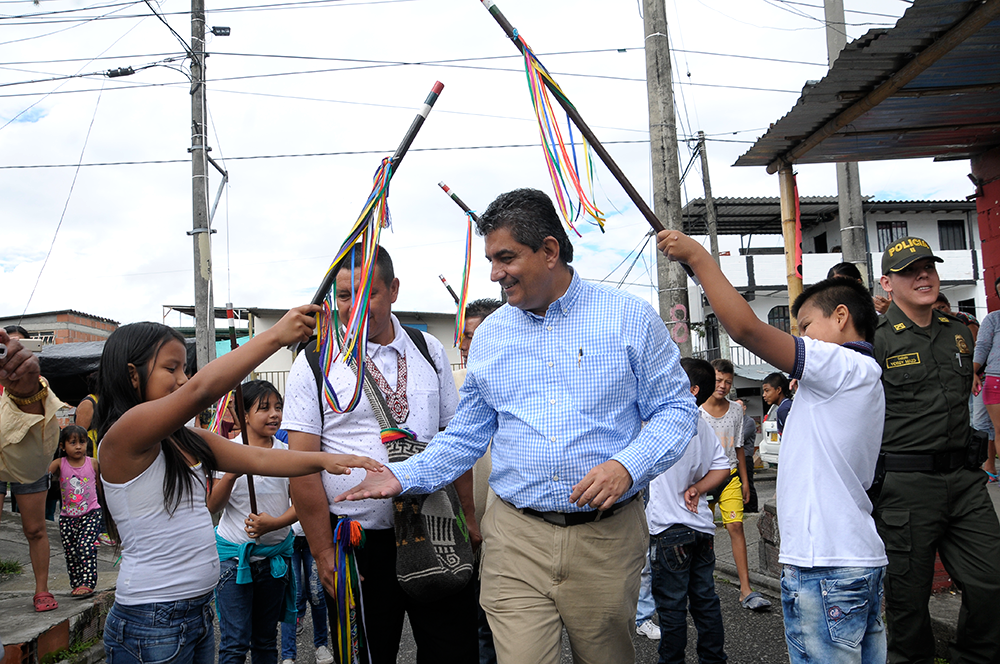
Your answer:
[0,503,118,664]
[712,468,1000,661]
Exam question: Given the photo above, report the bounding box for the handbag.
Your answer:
[358,360,474,601]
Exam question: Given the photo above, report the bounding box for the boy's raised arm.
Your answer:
[658,231,797,374]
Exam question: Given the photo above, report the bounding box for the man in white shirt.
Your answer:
[284,245,478,664]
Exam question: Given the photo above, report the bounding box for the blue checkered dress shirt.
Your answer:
[391,269,698,512]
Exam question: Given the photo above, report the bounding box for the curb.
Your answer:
[713,560,782,598]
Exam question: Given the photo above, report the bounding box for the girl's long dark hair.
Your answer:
[96,323,218,521]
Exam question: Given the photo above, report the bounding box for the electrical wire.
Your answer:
[1,47,828,69]
[141,0,193,57]
[1,0,141,20]
[0,139,654,169]
[0,15,147,131]
[1,0,417,24]
[0,0,142,46]
[0,55,183,88]
[769,0,900,19]
[19,83,104,322]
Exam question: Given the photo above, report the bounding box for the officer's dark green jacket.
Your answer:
[874,302,974,454]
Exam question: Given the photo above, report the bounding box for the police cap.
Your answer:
[881,236,943,275]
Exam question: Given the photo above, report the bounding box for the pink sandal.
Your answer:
[33,591,58,612]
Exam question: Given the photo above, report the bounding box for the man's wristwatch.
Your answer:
[6,377,48,406]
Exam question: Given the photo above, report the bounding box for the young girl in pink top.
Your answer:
[49,425,101,596]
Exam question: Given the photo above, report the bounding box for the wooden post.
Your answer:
[698,132,731,361]
[643,0,691,357]
[778,166,803,336]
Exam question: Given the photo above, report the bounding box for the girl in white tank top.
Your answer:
[96,307,383,664]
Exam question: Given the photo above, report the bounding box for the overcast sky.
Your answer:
[0,0,975,328]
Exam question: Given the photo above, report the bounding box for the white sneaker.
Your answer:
[281,659,295,664]
[636,619,661,640]
[314,645,334,664]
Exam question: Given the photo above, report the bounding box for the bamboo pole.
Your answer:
[778,168,803,336]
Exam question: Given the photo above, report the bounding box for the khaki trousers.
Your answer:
[479,497,647,664]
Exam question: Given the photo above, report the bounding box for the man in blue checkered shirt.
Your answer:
[338,188,698,664]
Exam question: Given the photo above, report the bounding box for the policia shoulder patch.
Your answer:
[886,353,920,369]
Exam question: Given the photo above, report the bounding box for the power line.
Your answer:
[0,15,148,131]
[0,0,140,46]
[769,0,899,19]
[19,84,104,322]
[0,139,654,169]
[0,69,801,98]
[1,0,416,24]
[1,47,828,69]
[1,0,139,20]
[141,0,193,58]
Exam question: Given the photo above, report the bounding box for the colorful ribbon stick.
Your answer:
[438,274,461,306]
[478,1,700,281]
[331,517,366,664]
[308,82,445,415]
[226,303,257,515]
[209,390,234,435]
[438,182,474,347]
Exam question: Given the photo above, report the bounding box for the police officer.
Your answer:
[875,236,1000,664]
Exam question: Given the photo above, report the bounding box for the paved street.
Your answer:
[277,470,790,663]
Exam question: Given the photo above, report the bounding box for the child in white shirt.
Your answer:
[660,231,887,664]
[647,357,731,664]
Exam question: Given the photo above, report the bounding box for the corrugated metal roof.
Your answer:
[736,0,1000,168]
[681,196,975,235]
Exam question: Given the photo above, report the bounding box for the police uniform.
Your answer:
[874,237,1000,664]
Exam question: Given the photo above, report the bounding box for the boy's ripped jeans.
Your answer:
[780,565,886,664]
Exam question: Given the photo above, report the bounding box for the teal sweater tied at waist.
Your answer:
[215,529,296,624]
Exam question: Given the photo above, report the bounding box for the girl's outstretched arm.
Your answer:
[196,428,383,478]
[101,306,319,478]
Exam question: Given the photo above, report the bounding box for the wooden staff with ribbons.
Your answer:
[477,1,697,280]
[226,303,257,515]
[309,82,446,307]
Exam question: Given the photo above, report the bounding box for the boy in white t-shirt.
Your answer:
[647,357,731,664]
[659,231,887,664]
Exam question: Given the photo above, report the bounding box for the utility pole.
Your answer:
[189,0,214,369]
[698,131,731,361]
[643,0,692,357]
[825,0,868,279]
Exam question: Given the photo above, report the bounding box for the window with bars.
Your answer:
[877,221,909,252]
[938,220,967,251]
[768,306,790,334]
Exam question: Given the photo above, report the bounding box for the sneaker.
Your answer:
[636,619,661,640]
[296,617,304,637]
[314,646,334,664]
[281,660,295,664]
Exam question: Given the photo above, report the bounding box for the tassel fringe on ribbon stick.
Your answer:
[477,1,698,281]
[308,82,445,415]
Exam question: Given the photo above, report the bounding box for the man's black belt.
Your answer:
[882,450,966,473]
[506,493,638,527]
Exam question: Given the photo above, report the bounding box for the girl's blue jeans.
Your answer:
[216,557,289,664]
[781,565,886,664]
[104,592,215,664]
[280,536,328,659]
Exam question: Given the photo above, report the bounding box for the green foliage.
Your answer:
[40,636,101,664]
[0,557,23,575]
